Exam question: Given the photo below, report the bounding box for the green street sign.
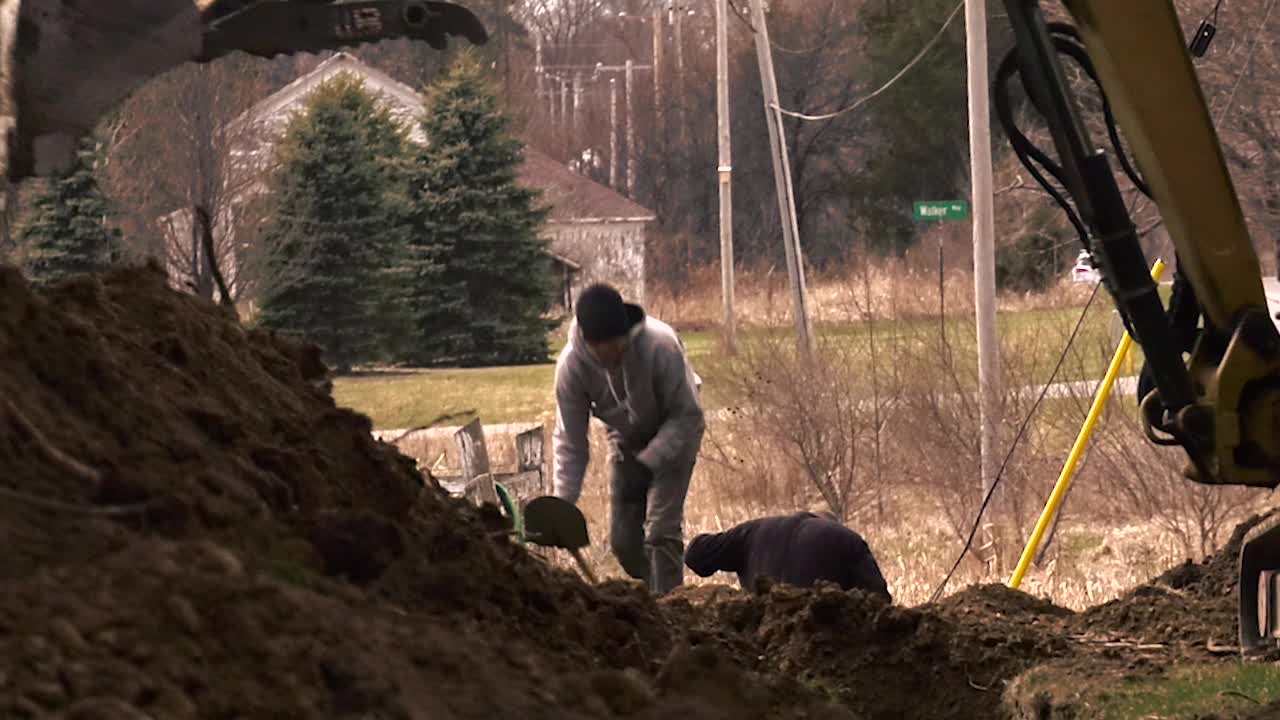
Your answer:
[913,200,970,221]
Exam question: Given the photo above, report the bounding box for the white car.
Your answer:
[1071,250,1101,284]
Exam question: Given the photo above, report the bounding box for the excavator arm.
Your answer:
[1000,0,1280,655]
[2,0,487,181]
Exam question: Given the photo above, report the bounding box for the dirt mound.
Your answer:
[0,264,867,718]
[1155,510,1279,600]
[14,262,1269,719]
[666,582,1073,720]
[1071,512,1278,651]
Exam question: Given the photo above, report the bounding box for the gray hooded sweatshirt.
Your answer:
[553,310,705,504]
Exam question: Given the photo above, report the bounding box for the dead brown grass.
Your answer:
[644,258,1095,333]
[377,259,1273,611]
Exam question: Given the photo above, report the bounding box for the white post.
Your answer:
[966,0,1002,523]
[748,0,814,356]
[716,0,736,352]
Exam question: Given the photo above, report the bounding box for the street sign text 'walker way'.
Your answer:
[914,200,971,221]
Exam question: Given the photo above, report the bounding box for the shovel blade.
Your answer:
[523,496,590,550]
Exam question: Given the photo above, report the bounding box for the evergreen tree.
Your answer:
[847,1,1011,256]
[404,50,556,367]
[20,137,120,284]
[257,73,409,372]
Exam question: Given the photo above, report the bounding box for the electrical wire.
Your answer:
[992,22,1153,258]
[771,0,966,121]
[928,279,1104,603]
[931,15,1210,600]
[725,0,838,55]
[1212,0,1278,124]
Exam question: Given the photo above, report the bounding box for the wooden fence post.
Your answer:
[456,418,498,506]
[516,425,547,495]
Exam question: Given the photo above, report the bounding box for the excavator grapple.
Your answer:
[0,0,486,181]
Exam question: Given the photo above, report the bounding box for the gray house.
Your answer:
[215,52,654,306]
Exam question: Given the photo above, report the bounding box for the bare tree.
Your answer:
[102,54,274,306]
[725,335,882,523]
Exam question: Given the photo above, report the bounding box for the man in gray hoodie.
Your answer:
[553,283,706,595]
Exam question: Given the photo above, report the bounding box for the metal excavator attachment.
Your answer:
[1241,514,1280,656]
[998,0,1280,658]
[0,0,487,182]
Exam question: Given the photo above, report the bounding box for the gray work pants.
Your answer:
[609,452,695,596]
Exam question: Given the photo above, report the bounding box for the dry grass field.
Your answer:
[337,262,1274,610]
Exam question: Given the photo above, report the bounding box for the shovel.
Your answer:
[522,495,598,584]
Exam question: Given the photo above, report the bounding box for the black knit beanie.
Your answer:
[576,284,635,342]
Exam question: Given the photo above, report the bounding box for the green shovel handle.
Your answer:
[494,481,524,545]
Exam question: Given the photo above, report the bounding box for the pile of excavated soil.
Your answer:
[0,264,857,719]
[664,581,1076,720]
[1072,511,1279,652]
[8,261,1276,719]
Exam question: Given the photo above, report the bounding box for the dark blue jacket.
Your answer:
[684,512,891,602]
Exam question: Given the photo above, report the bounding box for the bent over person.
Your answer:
[553,283,705,595]
[684,511,892,602]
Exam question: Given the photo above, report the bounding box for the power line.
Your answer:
[929,279,1104,604]
[725,0,838,55]
[1212,0,1278,125]
[773,0,965,122]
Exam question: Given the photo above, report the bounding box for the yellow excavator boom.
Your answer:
[1001,0,1280,655]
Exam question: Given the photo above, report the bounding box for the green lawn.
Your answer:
[1012,661,1280,719]
[334,301,1140,429]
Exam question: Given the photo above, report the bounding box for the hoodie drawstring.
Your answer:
[604,366,638,426]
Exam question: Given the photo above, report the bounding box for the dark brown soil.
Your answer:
[1071,511,1279,653]
[0,264,852,719]
[661,581,1076,720]
[0,261,1271,720]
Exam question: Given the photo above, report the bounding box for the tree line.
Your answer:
[5,0,1279,300]
[12,53,557,372]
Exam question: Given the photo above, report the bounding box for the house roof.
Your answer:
[228,52,426,140]
[520,146,656,223]
[230,51,656,224]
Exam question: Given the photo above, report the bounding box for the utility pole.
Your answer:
[674,2,686,144]
[749,0,814,356]
[559,77,569,134]
[610,77,619,190]
[966,0,1001,530]
[716,0,736,352]
[572,71,582,134]
[535,36,545,111]
[653,7,664,133]
[548,74,557,129]
[626,59,636,197]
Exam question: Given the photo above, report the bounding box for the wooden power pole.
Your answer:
[748,0,813,356]
[626,59,636,197]
[653,7,664,133]
[966,0,1002,530]
[610,77,619,190]
[716,0,736,352]
[674,2,687,144]
[572,71,582,135]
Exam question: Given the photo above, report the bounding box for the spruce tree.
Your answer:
[405,50,555,367]
[257,73,409,372]
[20,137,120,284]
